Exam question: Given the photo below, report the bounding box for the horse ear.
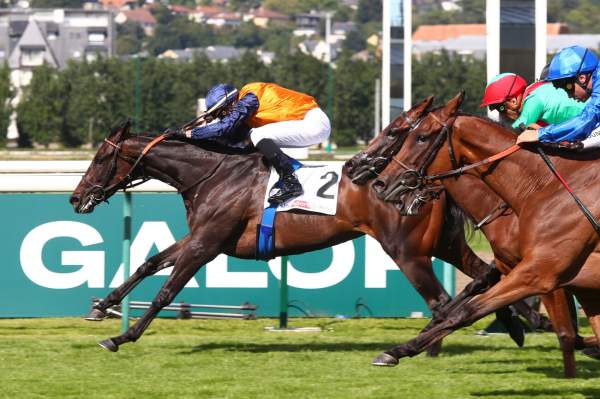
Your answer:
[413,95,434,115]
[109,120,132,142]
[441,91,465,119]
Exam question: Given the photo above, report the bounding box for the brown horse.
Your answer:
[370,92,600,377]
[350,97,594,377]
[70,112,499,354]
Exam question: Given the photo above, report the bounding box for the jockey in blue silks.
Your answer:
[517,46,600,149]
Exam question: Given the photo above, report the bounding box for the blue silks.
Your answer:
[256,159,302,260]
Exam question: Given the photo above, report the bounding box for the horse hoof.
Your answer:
[581,346,600,360]
[98,339,119,352]
[85,308,106,321]
[372,352,399,367]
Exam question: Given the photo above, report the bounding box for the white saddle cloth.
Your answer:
[263,163,343,215]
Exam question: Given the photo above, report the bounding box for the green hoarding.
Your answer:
[1,193,451,318]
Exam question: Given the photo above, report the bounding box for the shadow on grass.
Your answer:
[526,359,600,379]
[182,341,509,356]
[473,388,600,398]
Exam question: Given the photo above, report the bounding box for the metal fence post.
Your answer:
[279,255,289,329]
[121,191,132,333]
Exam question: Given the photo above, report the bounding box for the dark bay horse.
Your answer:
[369,92,600,376]
[70,115,496,354]
[349,96,594,377]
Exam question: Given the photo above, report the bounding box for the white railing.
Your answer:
[0,161,174,192]
[0,160,343,192]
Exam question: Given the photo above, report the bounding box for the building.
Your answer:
[205,12,241,27]
[115,8,157,36]
[298,39,342,62]
[0,8,115,84]
[189,6,224,23]
[0,8,115,140]
[243,7,289,29]
[158,45,275,65]
[412,23,575,61]
[293,11,324,37]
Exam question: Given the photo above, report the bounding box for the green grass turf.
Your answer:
[1,317,599,399]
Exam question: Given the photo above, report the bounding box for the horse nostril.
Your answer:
[70,195,80,206]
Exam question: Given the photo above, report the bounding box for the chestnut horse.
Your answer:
[349,97,594,377]
[71,107,503,354]
[370,92,600,377]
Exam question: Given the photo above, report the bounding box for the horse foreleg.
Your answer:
[87,235,191,321]
[573,292,600,361]
[98,243,217,352]
[391,255,450,357]
[540,289,577,378]
[373,264,551,367]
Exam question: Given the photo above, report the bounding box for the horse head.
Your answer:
[372,92,465,215]
[345,95,434,185]
[70,120,136,213]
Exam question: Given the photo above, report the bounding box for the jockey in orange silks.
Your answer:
[179,82,331,204]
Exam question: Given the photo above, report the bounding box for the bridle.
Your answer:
[82,133,170,205]
[364,110,425,171]
[388,112,520,193]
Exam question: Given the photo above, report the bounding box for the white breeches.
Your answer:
[249,107,331,148]
[582,124,600,149]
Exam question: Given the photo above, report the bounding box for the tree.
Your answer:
[412,51,486,116]
[270,53,328,107]
[342,29,366,53]
[63,58,134,145]
[355,0,382,24]
[332,53,378,146]
[116,22,144,55]
[0,65,11,147]
[17,65,66,147]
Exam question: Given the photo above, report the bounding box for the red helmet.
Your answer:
[480,73,527,107]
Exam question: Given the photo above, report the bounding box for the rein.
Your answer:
[92,133,171,200]
[424,144,521,182]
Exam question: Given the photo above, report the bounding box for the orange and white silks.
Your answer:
[239,82,319,128]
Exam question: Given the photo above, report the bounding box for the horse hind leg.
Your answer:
[373,263,551,367]
[99,247,215,352]
[86,235,190,321]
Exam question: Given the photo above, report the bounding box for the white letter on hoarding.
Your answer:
[205,254,268,288]
[110,221,199,288]
[268,241,354,289]
[364,236,398,288]
[20,221,105,289]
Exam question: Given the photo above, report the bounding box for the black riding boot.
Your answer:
[255,139,303,204]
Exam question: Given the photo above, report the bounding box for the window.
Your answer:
[88,33,105,44]
[21,50,44,67]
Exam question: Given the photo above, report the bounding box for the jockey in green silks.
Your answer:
[481,72,586,131]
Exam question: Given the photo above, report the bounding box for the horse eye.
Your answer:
[416,134,428,143]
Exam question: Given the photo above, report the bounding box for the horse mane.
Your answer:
[444,193,475,244]
[133,132,258,156]
[456,112,520,136]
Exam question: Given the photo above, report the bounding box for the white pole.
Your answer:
[403,0,412,111]
[486,0,501,120]
[382,0,391,127]
[375,78,381,137]
[535,0,547,79]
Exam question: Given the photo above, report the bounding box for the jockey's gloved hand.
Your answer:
[544,140,584,151]
[558,140,584,151]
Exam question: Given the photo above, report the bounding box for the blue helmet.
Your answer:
[205,83,239,114]
[546,45,599,81]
